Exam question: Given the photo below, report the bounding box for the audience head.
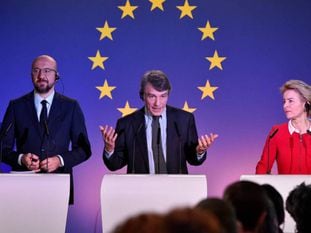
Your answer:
[223,180,271,233]
[261,184,285,233]
[286,182,311,233]
[196,197,238,233]
[112,207,220,233]
[164,207,220,233]
[112,212,164,233]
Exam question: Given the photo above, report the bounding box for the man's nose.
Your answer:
[154,97,160,105]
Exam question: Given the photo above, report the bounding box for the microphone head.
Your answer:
[269,128,279,139]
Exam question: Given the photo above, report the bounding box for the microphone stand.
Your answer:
[0,123,13,173]
[131,123,144,174]
[41,120,50,173]
[174,122,182,174]
[267,128,278,174]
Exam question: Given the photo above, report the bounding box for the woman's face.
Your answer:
[283,89,306,120]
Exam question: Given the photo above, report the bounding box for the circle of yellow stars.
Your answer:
[88,0,227,117]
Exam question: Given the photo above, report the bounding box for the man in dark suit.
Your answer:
[100,70,217,174]
[0,55,91,204]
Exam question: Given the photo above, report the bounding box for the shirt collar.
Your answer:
[144,106,167,120]
[34,90,55,107]
[288,119,311,135]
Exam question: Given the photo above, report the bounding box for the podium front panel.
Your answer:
[241,175,311,233]
[0,173,70,233]
[101,174,207,233]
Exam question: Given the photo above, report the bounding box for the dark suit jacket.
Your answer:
[1,91,91,204]
[103,105,206,174]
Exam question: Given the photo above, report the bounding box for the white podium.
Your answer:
[100,174,207,233]
[0,173,70,233]
[240,175,311,233]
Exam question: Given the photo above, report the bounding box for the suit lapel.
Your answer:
[25,92,43,137]
[166,107,175,166]
[47,93,63,136]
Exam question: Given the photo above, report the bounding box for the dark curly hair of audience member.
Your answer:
[286,182,311,233]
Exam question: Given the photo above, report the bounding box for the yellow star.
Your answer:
[96,79,116,99]
[149,0,165,11]
[96,21,117,41]
[198,21,218,40]
[88,50,109,70]
[198,80,218,100]
[117,101,138,117]
[118,0,138,19]
[176,0,197,19]
[206,50,226,70]
[182,101,196,113]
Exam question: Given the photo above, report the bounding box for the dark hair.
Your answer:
[112,212,164,233]
[139,70,171,100]
[223,181,270,232]
[164,208,220,233]
[286,182,311,233]
[196,198,237,233]
[261,184,285,227]
[112,208,220,233]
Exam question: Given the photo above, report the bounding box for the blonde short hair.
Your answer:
[280,79,311,116]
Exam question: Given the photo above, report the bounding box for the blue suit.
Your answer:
[0,91,91,204]
[103,105,206,174]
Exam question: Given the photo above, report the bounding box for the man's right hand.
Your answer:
[21,153,40,172]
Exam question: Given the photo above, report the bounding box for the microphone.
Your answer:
[0,122,13,140]
[131,122,144,173]
[0,122,13,173]
[269,128,279,139]
[307,130,311,135]
[174,121,182,174]
[267,128,279,174]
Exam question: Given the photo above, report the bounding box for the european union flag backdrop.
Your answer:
[1,0,311,232]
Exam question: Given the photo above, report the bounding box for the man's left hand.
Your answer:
[40,156,61,172]
[196,133,219,154]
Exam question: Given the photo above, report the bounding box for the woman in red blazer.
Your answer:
[256,80,311,174]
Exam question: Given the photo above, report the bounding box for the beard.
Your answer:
[34,79,54,94]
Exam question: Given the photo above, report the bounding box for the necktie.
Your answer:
[152,116,167,174]
[40,100,48,125]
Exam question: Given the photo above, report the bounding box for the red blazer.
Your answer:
[256,123,311,174]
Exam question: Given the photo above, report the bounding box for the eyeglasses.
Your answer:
[32,68,57,76]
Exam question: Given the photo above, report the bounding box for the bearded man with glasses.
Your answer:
[0,55,92,204]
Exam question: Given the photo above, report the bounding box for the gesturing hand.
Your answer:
[196,133,219,154]
[99,125,118,153]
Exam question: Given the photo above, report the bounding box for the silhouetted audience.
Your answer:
[223,180,277,233]
[196,197,238,233]
[112,212,164,233]
[261,184,285,233]
[112,207,220,233]
[286,182,311,233]
[164,208,220,233]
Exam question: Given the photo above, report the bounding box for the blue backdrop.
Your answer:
[1,0,311,232]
